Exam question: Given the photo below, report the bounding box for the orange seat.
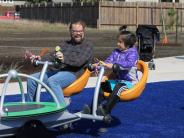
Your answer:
[63,69,91,96]
[103,60,148,101]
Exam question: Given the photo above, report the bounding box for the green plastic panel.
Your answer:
[2,102,66,119]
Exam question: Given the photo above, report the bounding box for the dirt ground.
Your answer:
[0,30,184,74]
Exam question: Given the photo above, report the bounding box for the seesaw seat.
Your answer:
[63,69,91,96]
[103,60,148,101]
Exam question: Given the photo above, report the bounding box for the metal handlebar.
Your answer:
[34,60,53,66]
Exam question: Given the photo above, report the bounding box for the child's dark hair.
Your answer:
[118,25,136,48]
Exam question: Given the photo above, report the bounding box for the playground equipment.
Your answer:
[103,60,148,101]
[0,53,148,137]
[0,60,110,137]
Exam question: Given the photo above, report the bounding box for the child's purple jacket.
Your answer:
[105,47,139,82]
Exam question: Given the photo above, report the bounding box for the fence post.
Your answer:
[151,3,153,25]
[136,2,138,28]
[176,7,178,43]
[181,6,183,32]
[173,2,178,43]
[97,1,101,29]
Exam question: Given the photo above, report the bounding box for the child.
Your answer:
[97,26,139,116]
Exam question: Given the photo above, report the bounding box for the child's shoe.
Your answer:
[96,105,107,116]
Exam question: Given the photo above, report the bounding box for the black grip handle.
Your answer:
[88,63,95,71]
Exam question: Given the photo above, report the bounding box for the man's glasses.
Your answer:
[71,30,84,34]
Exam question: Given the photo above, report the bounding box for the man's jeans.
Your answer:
[26,71,76,104]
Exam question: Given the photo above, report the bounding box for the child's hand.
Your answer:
[106,63,113,69]
[98,61,113,69]
[99,61,105,66]
[102,62,113,69]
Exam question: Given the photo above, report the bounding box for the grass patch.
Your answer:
[0,19,119,33]
[0,62,23,74]
[0,19,69,32]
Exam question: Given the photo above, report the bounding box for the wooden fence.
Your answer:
[20,2,99,27]
[99,1,184,30]
[19,2,184,30]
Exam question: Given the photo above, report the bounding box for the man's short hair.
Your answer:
[69,20,86,30]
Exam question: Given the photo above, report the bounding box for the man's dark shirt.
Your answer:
[44,39,94,78]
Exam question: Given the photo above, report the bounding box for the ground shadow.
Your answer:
[55,115,121,137]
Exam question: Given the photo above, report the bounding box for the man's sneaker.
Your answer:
[82,104,91,114]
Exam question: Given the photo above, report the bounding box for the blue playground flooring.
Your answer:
[5,80,184,138]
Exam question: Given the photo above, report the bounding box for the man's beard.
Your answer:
[72,36,84,44]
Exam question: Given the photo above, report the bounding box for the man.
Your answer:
[26,20,94,104]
